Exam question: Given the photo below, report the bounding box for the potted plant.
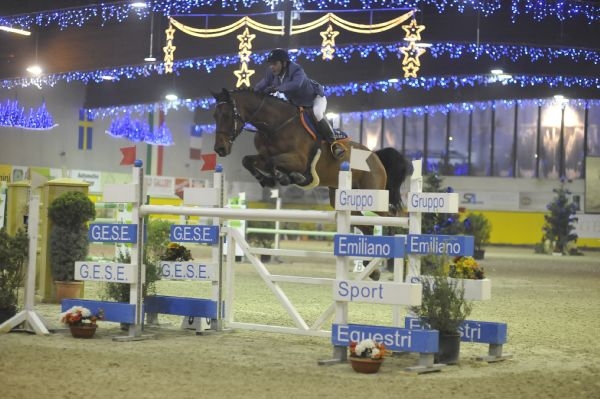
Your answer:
[410,257,473,365]
[348,338,386,374]
[60,305,104,338]
[463,212,491,260]
[47,191,96,301]
[101,219,172,328]
[541,180,579,255]
[0,228,28,323]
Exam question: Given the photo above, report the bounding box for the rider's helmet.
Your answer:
[266,48,289,64]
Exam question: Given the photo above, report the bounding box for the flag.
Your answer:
[120,146,136,165]
[146,108,165,176]
[201,153,217,171]
[78,109,94,150]
[190,125,203,160]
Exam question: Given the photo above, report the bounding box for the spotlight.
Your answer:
[165,93,178,101]
[0,26,31,36]
[131,2,147,8]
[26,65,42,75]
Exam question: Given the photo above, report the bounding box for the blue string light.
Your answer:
[3,42,599,90]
[1,0,598,30]
[0,99,57,130]
[106,113,173,145]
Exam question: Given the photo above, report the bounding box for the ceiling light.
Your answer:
[165,93,178,101]
[101,75,115,81]
[490,69,503,75]
[26,65,42,75]
[0,26,31,36]
[131,2,147,8]
[144,56,157,62]
[387,78,399,83]
[415,42,432,48]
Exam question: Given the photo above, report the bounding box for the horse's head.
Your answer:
[212,88,245,157]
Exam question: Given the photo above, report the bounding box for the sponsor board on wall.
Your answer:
[72,169,102,192]
[574,214,600,238]
[459,191,519,211]
[145,175,175,197]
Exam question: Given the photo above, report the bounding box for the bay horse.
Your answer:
[211,89,411,278]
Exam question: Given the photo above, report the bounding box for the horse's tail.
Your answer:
[374,147,413,214]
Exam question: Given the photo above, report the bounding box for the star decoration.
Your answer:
[163,43,176,74]
[403,62,419,78]
[402,19,425,41]
[234,63,255,88]
[320,24,339,47]
[238,48,252,63]
[321,45,335,60]
[237,27,256,50]
[165,25,176,41]
[400,42,426,66]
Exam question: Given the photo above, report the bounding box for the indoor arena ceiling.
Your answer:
[1,0,599,122]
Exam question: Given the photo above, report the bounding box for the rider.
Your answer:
[254,48,346,160]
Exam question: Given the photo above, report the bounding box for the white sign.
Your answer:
[350,148,371,171]
[407,192,459,213]
[159,262,216,280]
[335,189,389,212]
[574,214,600,238]
[103,183,138,203]
[183,187,218,206]
[75,262,137,283]
[333,280,422,305]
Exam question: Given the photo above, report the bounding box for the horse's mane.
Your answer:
[230,88,298,110]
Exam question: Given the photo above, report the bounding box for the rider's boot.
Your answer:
[316,119,345,160]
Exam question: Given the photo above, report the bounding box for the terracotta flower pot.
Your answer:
[349,357,383,374]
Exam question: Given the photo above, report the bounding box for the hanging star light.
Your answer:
[234,27,256,88]
[402,18,425,41]
[400,41,426,66]
[233,62,255,88]
[320,23,339,60]
[400,18,426,78]
[163,23,176,73]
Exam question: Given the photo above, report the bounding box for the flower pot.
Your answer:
[349,357,383,374]
[69,324,97,338]
[451,278,492,301]
[54,281,83,303]
[435,332,461,365]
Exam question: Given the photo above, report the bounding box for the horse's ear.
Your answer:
[209,89,219,99]
[221,88,230,99]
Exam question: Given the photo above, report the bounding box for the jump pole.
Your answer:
[0,173,50,334]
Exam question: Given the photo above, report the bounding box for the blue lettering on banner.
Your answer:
[332,323,438,353]
[160,262,214,280]
[405,317,507,345]
[170,225,219,244]
[88,224,137,243]
[406,234,474,256]
[334,235,405,258]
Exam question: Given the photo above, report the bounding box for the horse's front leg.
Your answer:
[268,152,310,185]
[242,155,276,187]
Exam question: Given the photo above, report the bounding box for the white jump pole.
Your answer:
[0,174,50,335]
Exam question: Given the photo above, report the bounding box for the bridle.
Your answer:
[216,95,267,144]
[216,93,300,141]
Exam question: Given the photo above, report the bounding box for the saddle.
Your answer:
[298,107,348,142]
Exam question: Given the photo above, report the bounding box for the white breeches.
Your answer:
[313,95,327,121]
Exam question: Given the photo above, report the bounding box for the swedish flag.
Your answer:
[78,109,94,150]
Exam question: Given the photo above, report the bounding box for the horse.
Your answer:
[211,88,412,278]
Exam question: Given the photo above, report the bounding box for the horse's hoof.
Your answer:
[369,270,381,281]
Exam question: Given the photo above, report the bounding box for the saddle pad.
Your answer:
[299,108,349,141]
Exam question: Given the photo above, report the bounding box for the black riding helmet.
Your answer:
[266,48,289,63]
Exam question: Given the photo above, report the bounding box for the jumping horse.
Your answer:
[212,89,411,278]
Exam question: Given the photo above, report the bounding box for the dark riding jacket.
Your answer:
[254,61,325,107]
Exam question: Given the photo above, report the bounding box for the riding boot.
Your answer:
[316,119,345,160]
